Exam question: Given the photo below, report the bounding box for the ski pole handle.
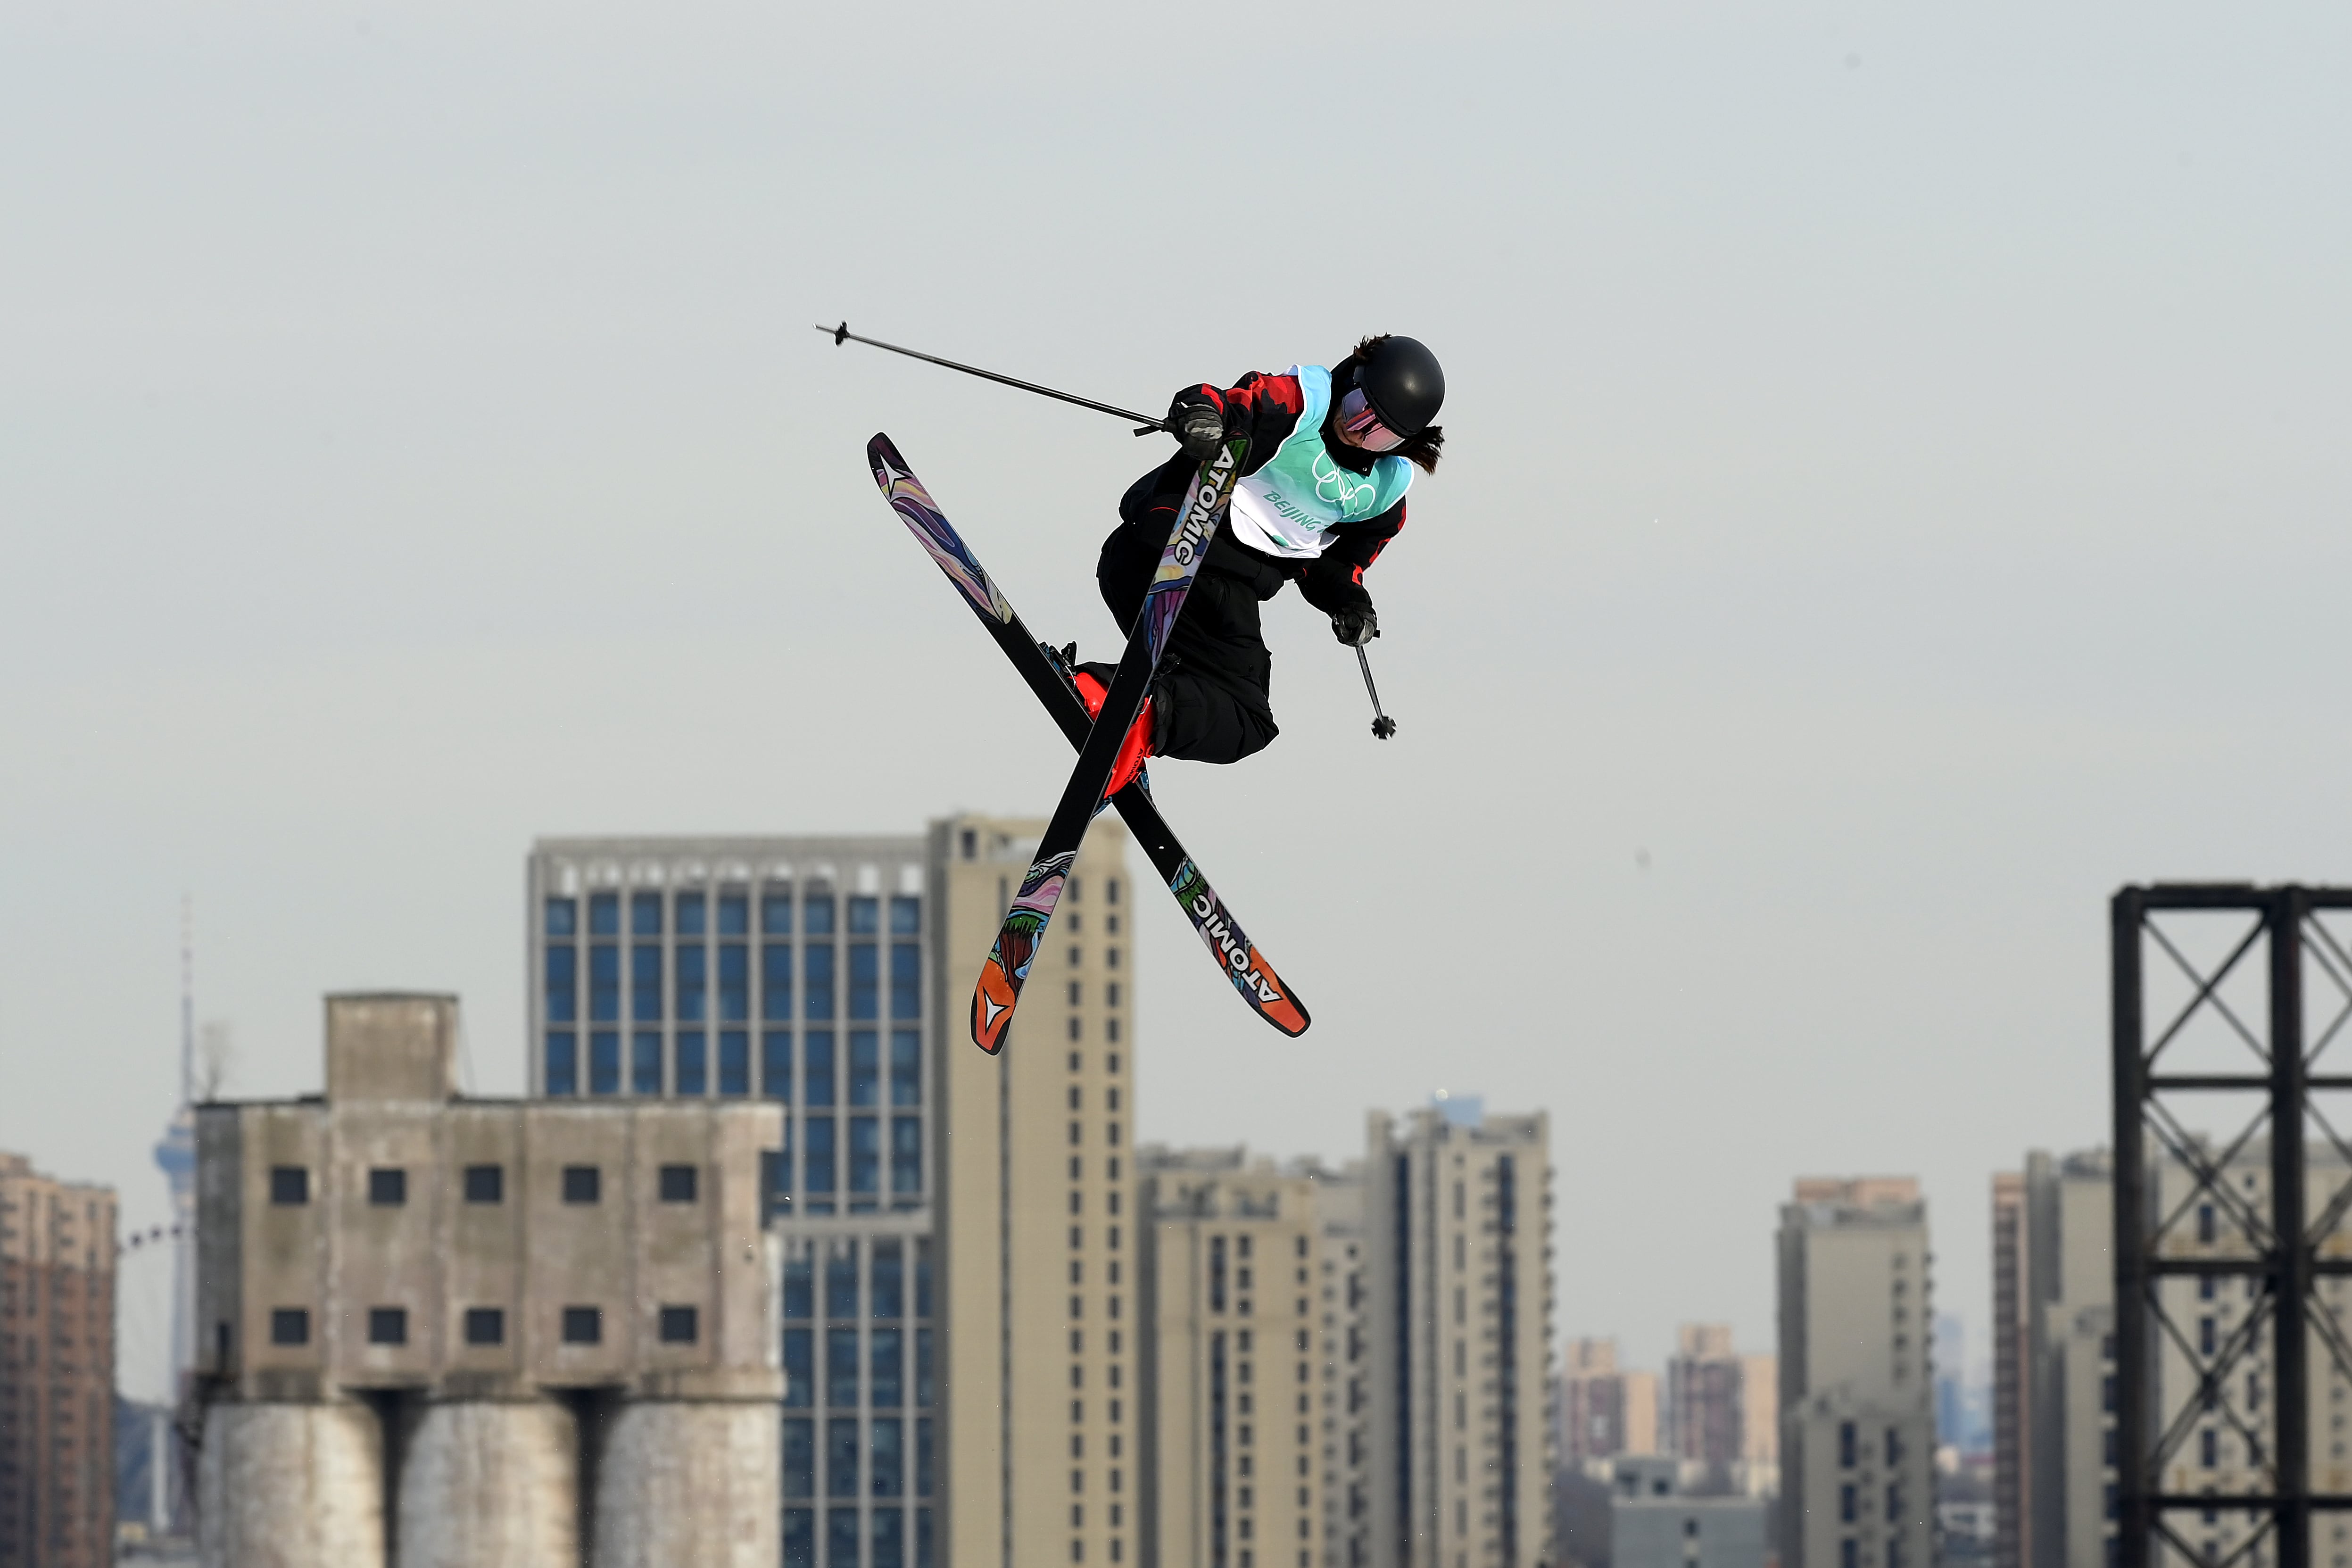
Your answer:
[1356,645,1397,740]
[818,322,1172,435]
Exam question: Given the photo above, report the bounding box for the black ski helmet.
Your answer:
[1355,335,1444,435]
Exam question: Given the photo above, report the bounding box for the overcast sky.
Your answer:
[6,1,2350,1405]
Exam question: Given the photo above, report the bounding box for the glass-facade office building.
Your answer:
[529,836,936,1568]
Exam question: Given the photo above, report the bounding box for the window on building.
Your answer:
[850,944,879,1020]
[765,1031,794,1100]
[368,1307,408,1345]
[678,890,707,936]
[807,945,836,1020]
[784,1418,816,1496]
[785,1509,815,1568]
[589,892,619,936]
[807,1031,837,1106]
[891,895,920,934]
[806,1116,836,1195]
[848,895,879,935]
[270,1308,310,1345]
[677,1031,708,1095]
[894,1116,923,1195]
[464,1165,503,1204]
[632,890,663,936]
[765,943,795,1020]
[632,1031,663,1096]
[632,944,663,1021]
[829,1424,862,1502]
[829,1327,862,1407]
[2198,1203,2217,1243]
[546,1032,578,1095]
[590,1030,621,1095]
[871,1242,905,1317]
[806,894,836,936]
[465,1307,505,1345]
[547,943,578,1022]
[719,1030,750,1096]
[828,1247,860,1316]
[563,1166,601,1204]
[590,944,621,1022]
[849,1030,881,1106]
[719,945,749,1022]
[270,1166,309,1205]
[1839,1421,1857,1468]
[678,943,708,1022]
[786,1328,814,1406]
[660,1164,699,1203]
[547,896,578,936]
[719,892,750,936]
[874,1328,906,1407]
[892,944,920,1018]
[563,1306,603,1344]
[659,1305,700,1344]
[764,888,795,934]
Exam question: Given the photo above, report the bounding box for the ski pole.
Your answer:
[817,322,1170,436]
[1356,645,1397,740]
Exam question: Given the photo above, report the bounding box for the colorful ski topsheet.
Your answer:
[969,439,1247,1053]
[863,434,1309,1043]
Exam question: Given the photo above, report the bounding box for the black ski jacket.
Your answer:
[1118,369,1405,617]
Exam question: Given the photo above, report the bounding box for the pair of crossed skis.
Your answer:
[866,433,1310,1054]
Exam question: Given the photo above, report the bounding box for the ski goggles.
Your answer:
[1336,386,1409,452]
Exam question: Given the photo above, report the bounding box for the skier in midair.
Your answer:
[1062,334,1445,789]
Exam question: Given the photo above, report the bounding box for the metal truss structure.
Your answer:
[2114,884,2352,1568]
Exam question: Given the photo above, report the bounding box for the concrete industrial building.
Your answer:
[1366,1098,1556,1568]
[1774,1178,1936,1568]
[0,1152,117,1568]
[1136,1148,1330,1568]
[1560,1339,1660,1466]
[192,993,786,1568]
[1601,1457,1769,1568]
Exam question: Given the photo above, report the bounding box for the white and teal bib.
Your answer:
[1225,365,1414,560]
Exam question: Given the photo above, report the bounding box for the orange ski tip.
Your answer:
[972,962,1018,1054]
[1251,956,1311,1037]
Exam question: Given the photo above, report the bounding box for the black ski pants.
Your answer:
[1095,518,1283,766]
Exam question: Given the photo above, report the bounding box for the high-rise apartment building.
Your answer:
[1663,1325,1778,1495]
[933,814,1140,1568]
[1136,1148,1328,1568]
[1988,1150,2112,1568]
[1775,1177,1936,1568]
[0,1152,116,1568]
[1365,1099,1555,1568]
[1307,1161,1373,1568]
[1559,1338,1659,1465]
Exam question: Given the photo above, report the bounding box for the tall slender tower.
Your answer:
[152,900,199,1397]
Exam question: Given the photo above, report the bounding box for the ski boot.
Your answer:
[1042,642,1154,797]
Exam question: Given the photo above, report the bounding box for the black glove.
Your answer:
[1332,605,1379,646]
[1168,392,1226,461]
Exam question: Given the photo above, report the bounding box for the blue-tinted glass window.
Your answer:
[590,945,620,1022]
[892,1117,922,1195]
[806,896,836,936]
[784,1418,815,1497]
[719,945,749,1021]
[872,1243,904,1319]
[676,1032,708,1096]
[806,1117,836,1194]
[871,1330,904,1408]
[825,1245,858,1316]
[589,892,619,936]
[546,944,578,1023]
[632,1032,662,1095]
[849,896,879,935]
[784,1328,813,1407]
[765,1032,793,1101]
[546,1032,578,1095]
[849,945,879,1021]
[807,1031,837,1107]
[547,896,579,937]
[590,1031,621,1095]
[785,1256,813,1318]
[632,891,663,936]
[763,890,794,934]
[828,1507,860,1568]
[914,1241,933,1319]
[807,946,836,1020]
[631,945,663,1021]
[890,896,920,936]
[916,1420,934,1498]
[719,893,749,936]
[827,1328,861,1407]
[719,1031,749,1097]
[764,944,794,1021]
[890,1031,920,1107]
[677,946,707,1022]
[785,1510,815,1568]
[827,1423,861,1498]
[850,1031,880,1107]
[917,1506,933,1568]
[676,891,706,936]
[915,1328,935,1406]
[872,1417,905,1496]
[873,1500,905,1568]
[890,946,919,1020]
[850,1118,880,1194]
[777,1123,795,1208]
